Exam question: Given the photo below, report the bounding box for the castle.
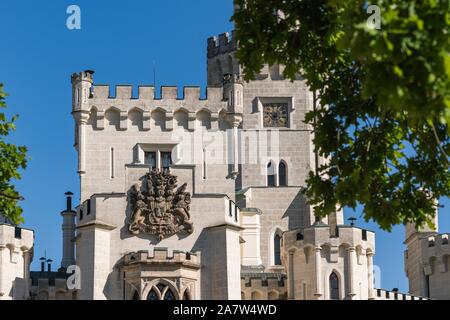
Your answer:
[0,30,448,300]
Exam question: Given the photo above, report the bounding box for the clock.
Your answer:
[263,103,288,127]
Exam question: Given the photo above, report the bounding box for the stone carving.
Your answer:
[128,170,193,240]
[263,103,288,127]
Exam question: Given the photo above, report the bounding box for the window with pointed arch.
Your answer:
[274,234,282,265]
[132,290,140,300]
[329,272,340,300]
[146,283,178,300]
[182,290,190,300]
[164,289,176,300]
[147,289,158,300]
[279,161,287,186]
[267,161,276,187]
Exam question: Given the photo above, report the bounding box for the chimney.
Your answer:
[66,191,73,211]
[40,257,46,272]
[61,191,77,269]
[47,259,53,272]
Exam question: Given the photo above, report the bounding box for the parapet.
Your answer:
[207,31,237,59]
[283,224,375,254]
[90,84,224,105]
[121,248,201,268]
[71,70,94,84]
[419,233,450,262]
[374,288,429,300]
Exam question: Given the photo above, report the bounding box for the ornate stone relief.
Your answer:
[263,103,288,127]
[128,170,193,240]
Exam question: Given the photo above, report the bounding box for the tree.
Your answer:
[233,0,450,230]
[0,83,28,224]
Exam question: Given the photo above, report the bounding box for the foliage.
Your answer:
[0,84,28,224]
[233,0,450,230]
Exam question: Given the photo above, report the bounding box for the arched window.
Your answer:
[329,272,340,300]
[164,289,176,300]
[182,290,190,300]
[279,161,287,186]
[132,291,140,300]
[267,161,276,187]
[274,234,282,265]
[147,289,158,300]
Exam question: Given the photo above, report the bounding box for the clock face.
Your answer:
[263,103,288,127]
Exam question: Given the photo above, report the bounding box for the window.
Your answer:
[161,152,172,173]
[147,289,158,300]
[274,234,282,265]
[329,272,340,300]
[279,161,287,186]
[142,148,173,172]
[164,289,175,300]
[267,162,276,187]
[14,227,22,239]
[182,291,190,300]
[362,229,367,241]
[110,147,115,179]
[86,199,91,215]
[145,152,157,169]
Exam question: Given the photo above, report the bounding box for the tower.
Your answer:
[60,192,76,269]
[0,216,34,300]
[404,202,450,299]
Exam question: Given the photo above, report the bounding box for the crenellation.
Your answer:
[123,248,200,265]
[161,86,178,100]
[206,87,224,101]
[87,79,225,113]
[92,85,109,99]
[138,85,155,100]
[116,85,133,99]
[207,31,237,59]
[183,86,201,101]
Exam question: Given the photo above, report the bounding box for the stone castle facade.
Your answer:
[0,30,448,300]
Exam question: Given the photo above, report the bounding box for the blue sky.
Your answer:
[0,0,448,293]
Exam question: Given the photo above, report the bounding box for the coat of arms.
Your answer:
[128,170,194,240]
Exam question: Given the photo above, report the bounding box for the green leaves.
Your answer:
[0,83,28,224]
[233,0,450,230]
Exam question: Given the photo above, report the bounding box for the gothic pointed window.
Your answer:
[182,290,190,300]
[279,161,287,186]
[329,272,340,300]
[274,234,282,265]
[267,162,276,187]
[132,291,140,300]
[147,289,158,300]
[164,289,175,300]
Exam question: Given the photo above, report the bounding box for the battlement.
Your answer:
[122,248,201,267]
[71,70,94,84]
[418,233,450,263]
[284,224,375,254]
[241,272,286,288]
[425,233,449,247]
[374,288,429,300]
[90,84,224,103]
[207,31,237,59]
[240,272,287,300]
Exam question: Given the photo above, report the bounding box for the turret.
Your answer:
[71,70,94,175]
[207,32,238,87]
[60,191,77,269]
[71,70,94,112]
